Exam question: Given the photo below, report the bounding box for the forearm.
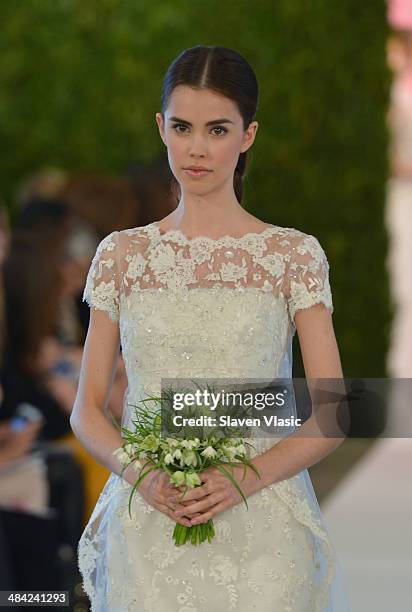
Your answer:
[70,408,131,482]
[251,433,343,492]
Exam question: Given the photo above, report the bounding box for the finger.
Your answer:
[171,483,210,503]
[171,499,200,514]
[160,504,192,527]
[175,494,220,518]
[190,501,227,524]
[161,492,200,511]
[163,491,203,512]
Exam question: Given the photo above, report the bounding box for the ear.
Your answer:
[156,113,167,146]
[240,120,258,154]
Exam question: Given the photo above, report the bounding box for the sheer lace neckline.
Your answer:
[149,221,279,244]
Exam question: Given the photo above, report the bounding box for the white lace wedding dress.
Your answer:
[78,221,351,612]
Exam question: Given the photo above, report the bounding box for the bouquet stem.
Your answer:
[173,519,215,546]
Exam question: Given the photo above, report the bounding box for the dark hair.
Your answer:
[14,197,71,231]
[160,45,259,204]
[3,231,63,375]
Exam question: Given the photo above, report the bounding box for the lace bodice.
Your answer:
[83,221,333,430]
[84,221,333,324]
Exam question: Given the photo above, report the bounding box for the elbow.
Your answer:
[69,413,77,436]
[69,405,82,437]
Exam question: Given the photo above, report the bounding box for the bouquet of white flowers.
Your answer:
[112,388,261,546]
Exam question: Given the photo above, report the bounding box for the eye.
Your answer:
[171,124,228,135]
[211,126,228,135]
[172,123,188,134]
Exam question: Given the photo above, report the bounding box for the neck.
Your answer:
[165,185,254,235]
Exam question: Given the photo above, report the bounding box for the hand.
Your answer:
[123,464,204,528]
[169,463,261,525]
[0,419,43,465]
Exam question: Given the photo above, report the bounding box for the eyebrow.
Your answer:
[168,116,235,126]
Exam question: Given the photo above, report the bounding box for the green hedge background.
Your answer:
[0,0,392,376]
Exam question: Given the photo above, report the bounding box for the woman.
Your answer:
[71,45,351,611]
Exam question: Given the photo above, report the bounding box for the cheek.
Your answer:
[212,140,241,169]
[166,137,186,167]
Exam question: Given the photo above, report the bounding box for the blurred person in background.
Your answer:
[1,228,77,425]
[385,25,412,377]
[126,153,179,226]
[13,167,68,215]
[0,200,61,598]
[61,171,142,239]
[59,218,99,346]
[3,195,126,517]
[0,195,109,603]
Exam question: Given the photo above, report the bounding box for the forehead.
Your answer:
[166,85,240,122]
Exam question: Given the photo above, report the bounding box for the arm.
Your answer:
[71,236,192,527]
[250,232,345,490]
[250,303,345,491]
[69,230,136,486]
[69,308,132,480]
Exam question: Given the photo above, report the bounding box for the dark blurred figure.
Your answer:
[61,172,141,239]
[1,229,78,426]
[14,167,68,206]
[0,197,91,605]
[0,200,64,607]
[126,153,178,226]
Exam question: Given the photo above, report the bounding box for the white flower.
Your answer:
[182,450,197,467]
[235,443,246,455]
[170,471,185,486]
[222,446,238,460]
[112,447,132,466]
[185,472,201,487]
[164,453,174,465]
[173,448,182,459]
[166,438,179,447]
[201,445,217,459]
[141,434,159,452]
[181,439,199,450]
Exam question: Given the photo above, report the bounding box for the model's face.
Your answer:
[156,86,258,194]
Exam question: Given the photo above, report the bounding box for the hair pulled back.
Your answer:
[160,45,259,203]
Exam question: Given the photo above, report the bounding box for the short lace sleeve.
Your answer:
[283,232,334,323]
[83,231,120,322]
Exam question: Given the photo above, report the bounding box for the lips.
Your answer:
[184,167,212,177]
[184,167,211,171]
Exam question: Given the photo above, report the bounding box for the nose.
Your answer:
[188,132,208,157]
